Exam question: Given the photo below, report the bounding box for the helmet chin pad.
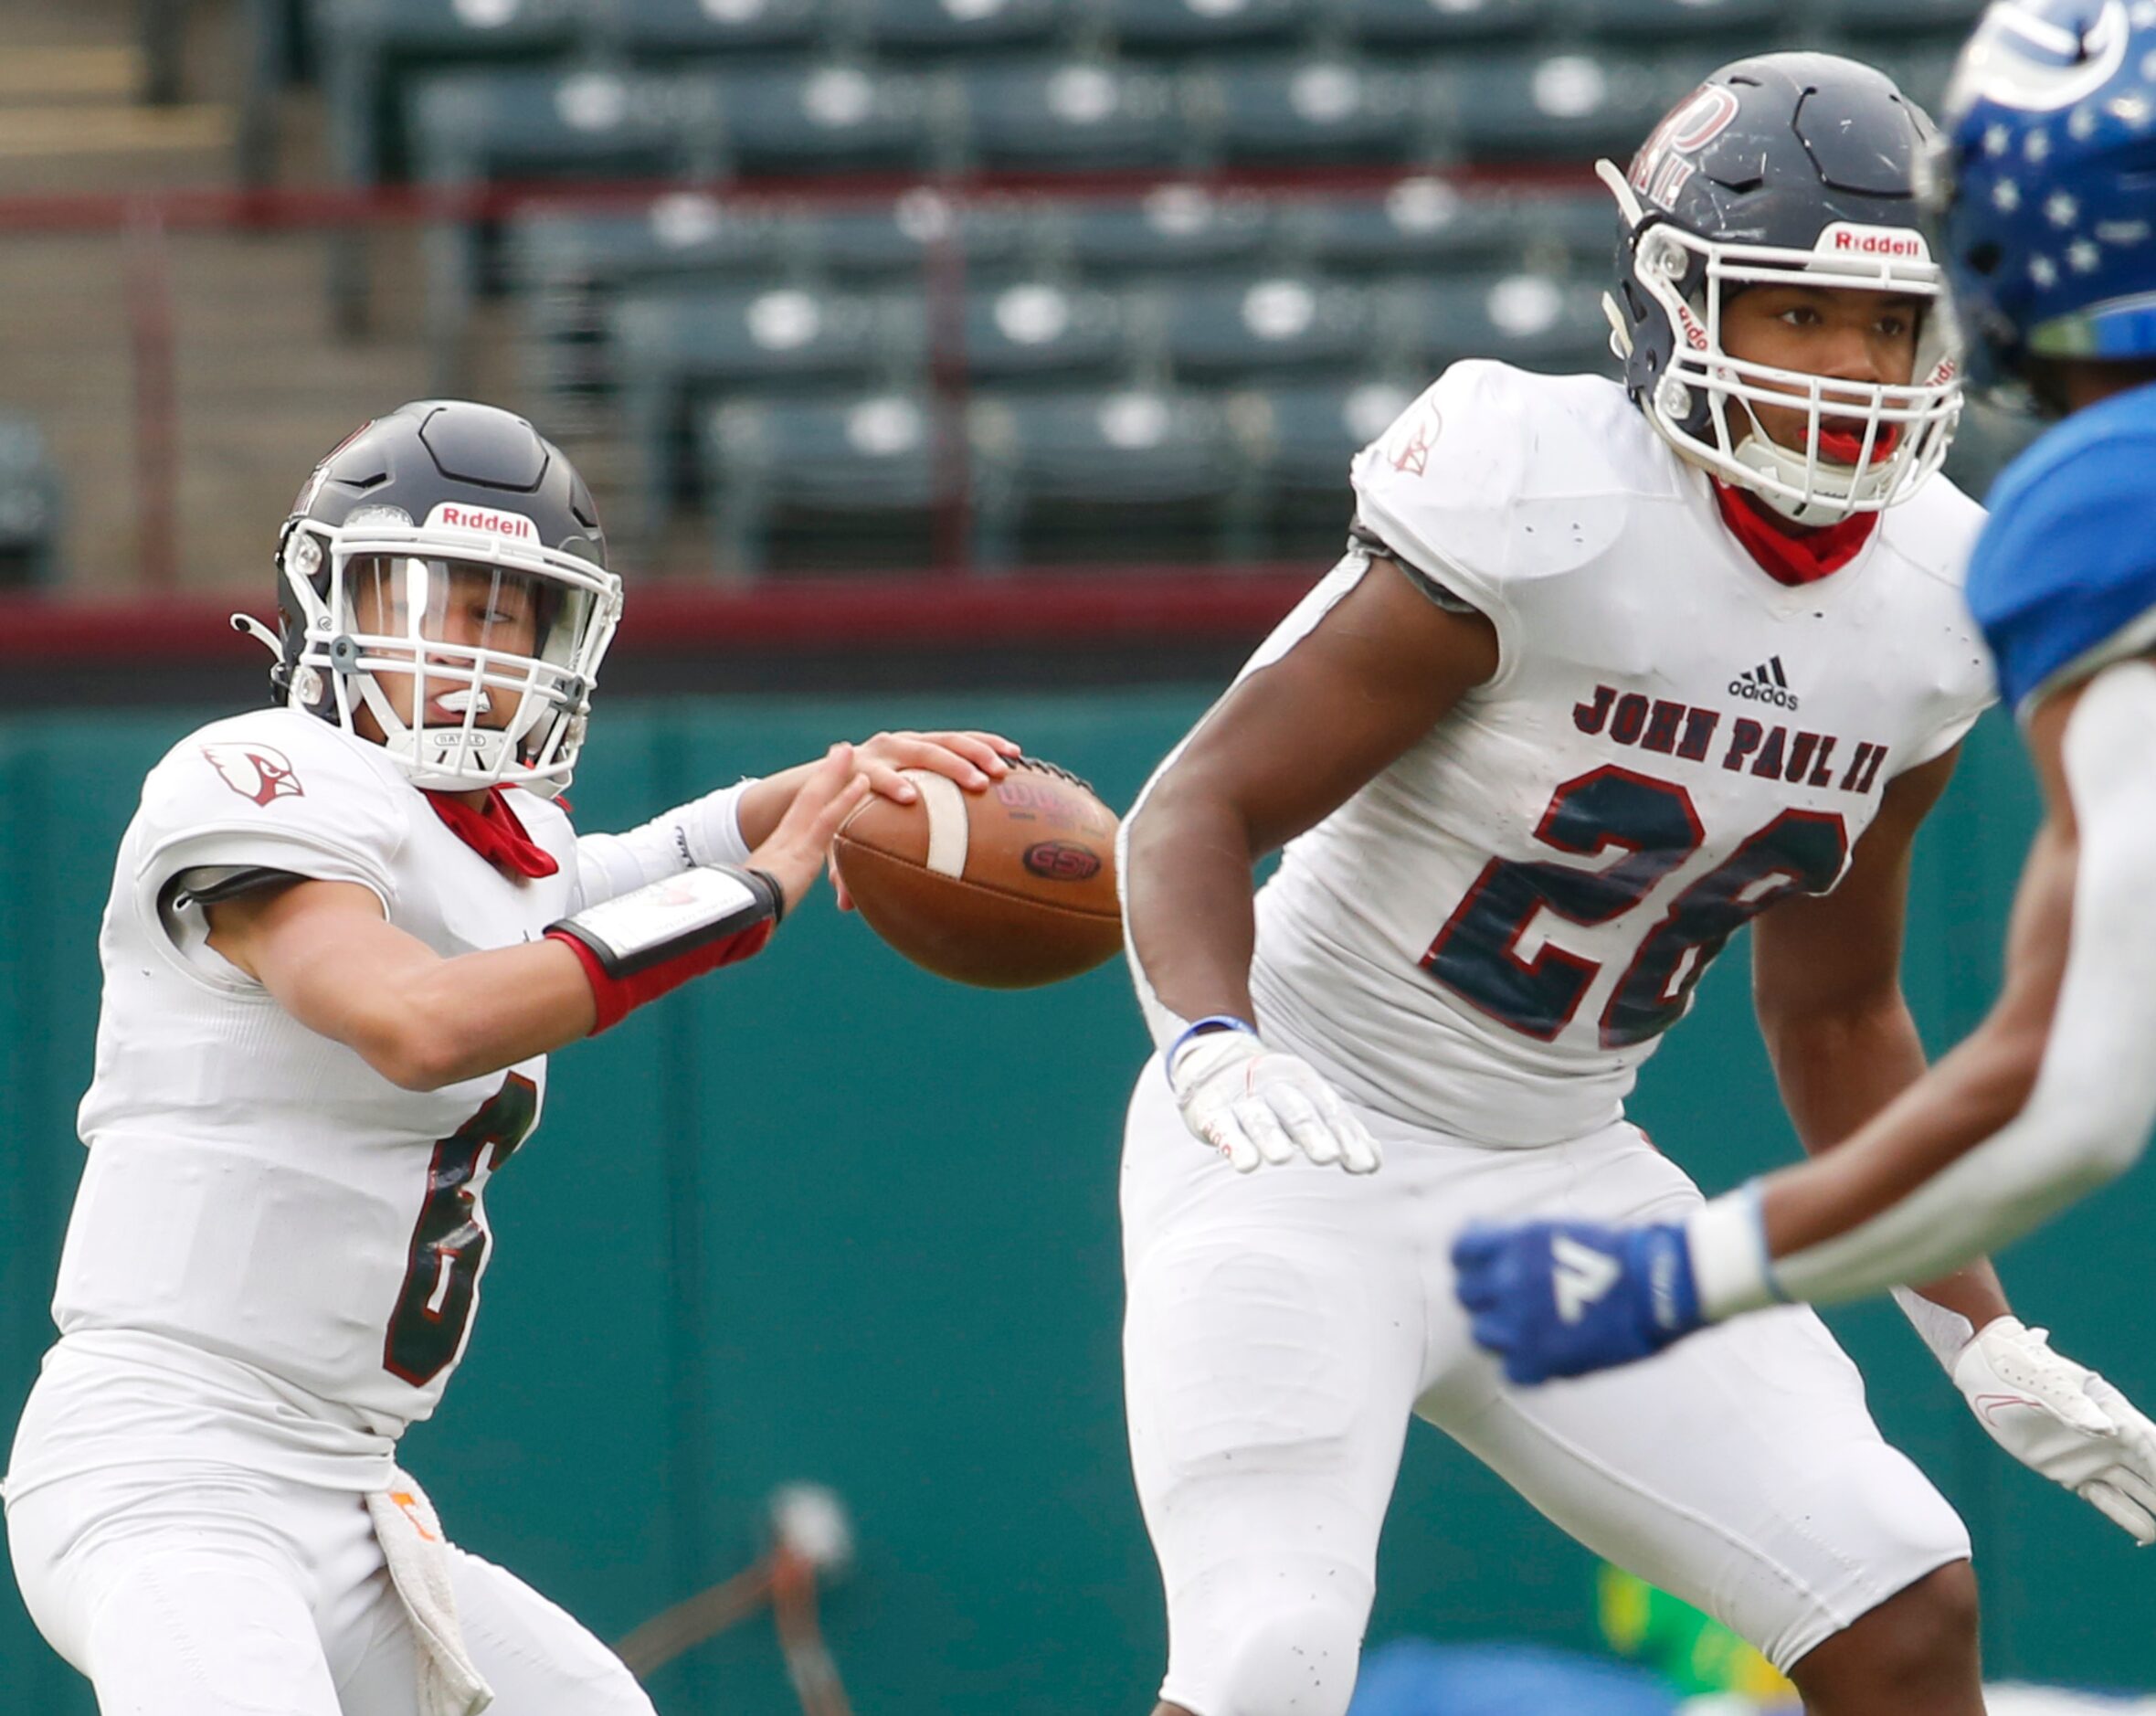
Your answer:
[1728,425,1897,524]
[346,652,549,793]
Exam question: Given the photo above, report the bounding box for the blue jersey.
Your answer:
[1965,381,2156,714]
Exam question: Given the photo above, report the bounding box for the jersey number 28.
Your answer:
[1423,766,1848,1047]
[384,1073,540,1387]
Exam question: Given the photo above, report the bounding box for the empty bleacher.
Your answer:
[292,0,1991,573]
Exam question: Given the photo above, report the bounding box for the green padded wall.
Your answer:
[2,695,2151,1714]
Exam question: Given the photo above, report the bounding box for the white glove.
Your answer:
[1952,1317,2156,1545]
[1168,1029,1381,1175]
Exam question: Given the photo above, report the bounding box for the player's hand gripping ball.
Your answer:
[832,757,1122,988]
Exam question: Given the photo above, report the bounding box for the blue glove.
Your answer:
[1452,1220,1706,1385]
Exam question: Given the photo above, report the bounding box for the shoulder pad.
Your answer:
[1966,399,2156,713]
[1879,470,1987,592]
[1351,364,1666,617]
[135,708,410,910]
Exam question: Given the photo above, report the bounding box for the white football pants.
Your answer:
[5,1444,653,1716]
[1122,1058,1972,1716]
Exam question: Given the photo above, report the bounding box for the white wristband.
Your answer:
[682,778,756,870]
[1686,1183,1784,1321]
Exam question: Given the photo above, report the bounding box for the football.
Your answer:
[831,757,1124,989]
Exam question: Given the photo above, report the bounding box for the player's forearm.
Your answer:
[1759,1012,2039,1259]
[1744,672,2156,1308]
[350,939,599,1091]
[1763,988,1927,1161]
[1121,780,1263,1044]
[1742,1043,2116,1311]
[1762,993,2012,1329]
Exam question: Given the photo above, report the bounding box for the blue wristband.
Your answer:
[1166,1014,1259,1078]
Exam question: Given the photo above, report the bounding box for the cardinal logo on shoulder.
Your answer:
[202,744,305,807]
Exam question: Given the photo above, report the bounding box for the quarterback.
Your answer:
[1118,54,2156,1716]
[0,400,1018,1715]
[1453,0,2156,1474]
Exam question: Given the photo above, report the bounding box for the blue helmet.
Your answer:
[1931,0,2156,401]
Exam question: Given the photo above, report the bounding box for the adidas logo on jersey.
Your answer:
[1728,657,1799,712]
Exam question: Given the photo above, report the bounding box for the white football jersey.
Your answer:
[52,707,578,1448]
[1244,362,1994,1146]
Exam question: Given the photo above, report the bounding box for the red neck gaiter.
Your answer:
[1710,480,1880,588]
[425,786,559,879]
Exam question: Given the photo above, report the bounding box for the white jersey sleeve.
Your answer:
[1350,361,1674,682]
[1350,361,1534,614]
[569,778,756,911]
[1876,479,1995,776]
[130,709,411,979]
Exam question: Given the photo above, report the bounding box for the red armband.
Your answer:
[546,865,782,1034]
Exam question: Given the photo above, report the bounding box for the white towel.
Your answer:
[365,1470,495,1716]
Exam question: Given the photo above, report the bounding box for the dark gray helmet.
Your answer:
[258,401,620,798]
[1603,53,1962,523]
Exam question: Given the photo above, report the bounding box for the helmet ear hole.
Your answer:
[1965,242,2003,277]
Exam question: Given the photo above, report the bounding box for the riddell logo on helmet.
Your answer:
[425,503,538,541]
[1816,223,1930,262]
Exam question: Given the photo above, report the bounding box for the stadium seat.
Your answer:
[408,65,723,185]
[1435,48,1715,160]
[1150,273,1392,379]
[958,281,1136,381]
[795,191,1037,286]
[1569,0,1784,43]
[956,58,1204,171]
[510,197,799,403]
[851,0,1073,58]
[1038,186,1276,281]
[611,0,831,62]
[612,282,925,533]
[511,196,800,300]
[1200,55,1436,166]
[316,0,587,185]
[1332,0,1548,48]
[410,67,726,387]
[701,391,946,571]
[1507,187,1621,267]
[0,415,61,588]
[1395,270,1613,374]
[1279,178,1548,277]
[1226,375,1414,556]
[968,386,1255,566]
[711,61,953,176]
[1094,0,1308,56]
